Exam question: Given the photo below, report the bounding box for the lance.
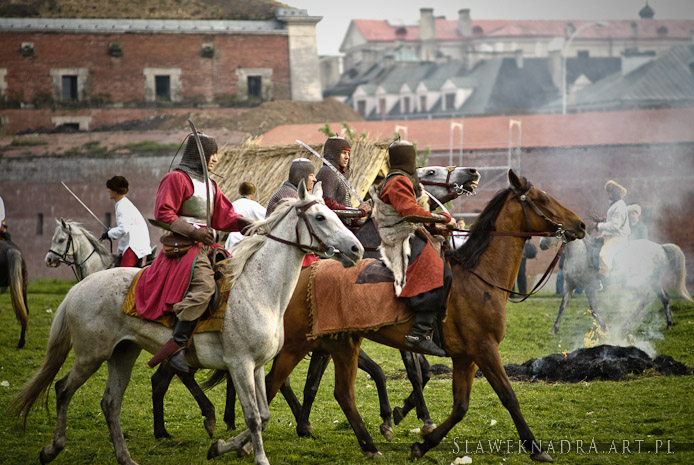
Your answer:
[188,120,211,228]
[296,139,364,204]
[61,181,108,230]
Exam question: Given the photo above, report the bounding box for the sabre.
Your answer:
[188,120,211,228]
[296,139,364,204]
[61,181,108,230]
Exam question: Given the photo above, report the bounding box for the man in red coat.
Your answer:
[136,132,252,372]
[374,140,455,356]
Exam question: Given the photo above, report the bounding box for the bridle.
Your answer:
[452,182,570,302]
[420,166,476,205]
[265,199,338,257]
[47,227,102,281]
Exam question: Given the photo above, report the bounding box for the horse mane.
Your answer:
[448,187,512,270]
[225,195,321,287]
[60,219,113,262]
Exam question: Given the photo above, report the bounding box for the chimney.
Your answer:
[458,9,472,37]
[548,49,562,89]
[514,49,524,69]
[419,8,436,61]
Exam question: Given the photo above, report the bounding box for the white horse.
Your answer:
[540,235,691,333]
[13,181,364,465]
[45,218,115,280]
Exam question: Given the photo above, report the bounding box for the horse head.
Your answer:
[294,180,364,267]
[508,170,585,242]
[45,218,73,267]
[417,166,480,205]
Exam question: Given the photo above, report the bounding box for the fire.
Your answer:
[562,351,568,359]
[583,310,607,348]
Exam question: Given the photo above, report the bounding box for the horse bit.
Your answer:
[47,228,100,280]
[420,166,476,205]
[265,200,338,257]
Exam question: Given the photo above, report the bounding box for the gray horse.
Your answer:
[540,235,692,334]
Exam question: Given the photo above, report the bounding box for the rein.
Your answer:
[48,228,103,281]
[451,183,569,302]
[265,200,337,257]
[420,166,475,204]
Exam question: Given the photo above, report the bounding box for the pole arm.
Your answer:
[61,181,108,230]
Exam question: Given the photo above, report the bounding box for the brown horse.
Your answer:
[211,170,585,461]
[0,239,29,348]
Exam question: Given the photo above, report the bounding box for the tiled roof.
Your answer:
[258,108,694,151]
[351,18,694,42]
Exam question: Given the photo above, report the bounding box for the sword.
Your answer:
[61,181,108,230]
[296,139,364,204]
[188,120,211,228]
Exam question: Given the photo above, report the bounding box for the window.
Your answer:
[445,93,456,110]
[577,50,590,59]
[155,75,171,101]
[357,100,366,117]
[247,76,262,99]
[61,75,78,100]
[420,95,427,112]
[403,96,410,114]
[37,213,43,235]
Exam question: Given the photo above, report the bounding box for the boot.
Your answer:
[169,319,197,373]
[405,312,446,357]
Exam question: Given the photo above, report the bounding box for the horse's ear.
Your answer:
[60,218,67,228]
[312,181,323,199]
[508,169,523,190]
[297,178,307,200]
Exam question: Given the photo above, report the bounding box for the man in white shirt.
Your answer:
[224,182,266,251]
[594,180,630,284]
[102,176,152,267]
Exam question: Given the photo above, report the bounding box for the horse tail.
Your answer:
[11,297,73,430]
[7,248,29,332]
[200,369,228,390]
[663,244,693,302]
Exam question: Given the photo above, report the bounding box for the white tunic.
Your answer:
[224,197,266,250]
[108,197,152,258]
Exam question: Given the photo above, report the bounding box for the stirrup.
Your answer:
[405,334,446,357]
[169,348,190,373]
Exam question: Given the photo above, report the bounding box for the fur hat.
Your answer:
[106,176,129,195]
[604,180,627,199]
[627,204,641,215]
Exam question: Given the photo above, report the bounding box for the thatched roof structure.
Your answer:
[213,137,389,207]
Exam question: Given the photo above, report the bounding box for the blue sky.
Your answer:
[286,0,694,55]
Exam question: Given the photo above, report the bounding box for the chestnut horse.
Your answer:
[211,170,585,461]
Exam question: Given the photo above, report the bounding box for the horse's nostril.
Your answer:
[469,168,477,174]
[351,245,360,254]
[580,222,586,231]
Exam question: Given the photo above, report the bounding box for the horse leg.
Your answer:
[174,366,216,437]
[223,372,237,430]
[549,286,573,334]
[209,362,269,465]
[357,348,393,441]
[279,376,302,424]
[17,287,28,349]
[295,349,330,438]
[475,345,552,462]
[411,356,475,459]
[101,341,142,465]
[584,287,605,330]
[328,338,381,458]
[151,362,176,439]
[656,287,674,329]
[394,351,435,435]
[40,359,103,464]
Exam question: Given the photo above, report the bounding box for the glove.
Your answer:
[190,227,215,246]
[100,231,110,241]
[236,217,255,236]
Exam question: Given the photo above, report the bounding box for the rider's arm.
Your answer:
[380,176,452,223]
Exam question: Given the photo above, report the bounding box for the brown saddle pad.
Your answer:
[122,258,232,334]
[308,258,412,339]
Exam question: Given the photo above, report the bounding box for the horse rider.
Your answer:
[135,132,253,373]
[224,182,266,251]
[374,140,456,357]
[101,176,152,267]
[593,180,630,288]
[266,158,319,267]
[315,136,372,230]
[627,204,648,241]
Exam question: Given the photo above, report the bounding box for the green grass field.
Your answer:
[1,279,692,465]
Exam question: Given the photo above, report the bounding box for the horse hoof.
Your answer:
[236,441,253,458]
[203,417,216,438]
[297,424,315,438]
[411,442,425,460]
[531,451,553,462]
[154,429,172,439]
[548,328,557,335]
[420,421,436,436]
[225,421,236,431]
[380,423,393,441]
[207,439,222,459]
[362,450,383,459]
[393,406,405,425]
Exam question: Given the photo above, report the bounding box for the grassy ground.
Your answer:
[0,279,692,465]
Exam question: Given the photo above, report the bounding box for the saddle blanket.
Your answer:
[122,259,232,334]
[308,258,413,339]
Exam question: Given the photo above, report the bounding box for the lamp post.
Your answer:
[562,21,608,114]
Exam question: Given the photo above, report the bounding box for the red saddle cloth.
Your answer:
[308,258,413,339]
